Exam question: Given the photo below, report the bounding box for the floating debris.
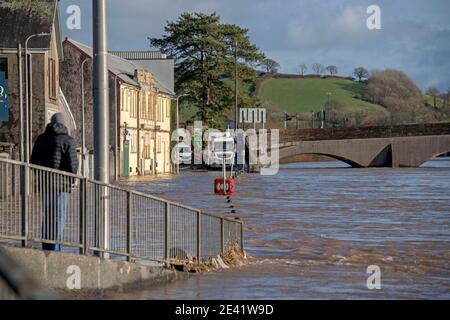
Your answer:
[167,244,248,273]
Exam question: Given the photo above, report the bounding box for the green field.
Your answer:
[179,76,391,125]
[258,77,386,114]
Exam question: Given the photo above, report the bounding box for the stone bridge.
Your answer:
[260,123,450,168]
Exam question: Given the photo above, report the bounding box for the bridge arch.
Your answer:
[276,135,450,168]
[279,152,362,167]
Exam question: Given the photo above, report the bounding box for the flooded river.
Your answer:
[118,158,450,299]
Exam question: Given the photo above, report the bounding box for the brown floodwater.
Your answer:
[117,158,450,299]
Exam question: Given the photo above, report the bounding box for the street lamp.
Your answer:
[25,32,50,163]
[175,93,190,174]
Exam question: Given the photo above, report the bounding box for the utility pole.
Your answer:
[93,0,110,258]
[234,40,238,131]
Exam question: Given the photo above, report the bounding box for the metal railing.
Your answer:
[0,158,244,264]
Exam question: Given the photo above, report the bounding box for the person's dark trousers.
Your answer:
[42,192,69,251]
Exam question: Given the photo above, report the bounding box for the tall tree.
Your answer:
[149,12,265,128]
[312,63,324,76]
[353,67,369,81]
[260,58,280,74]
[299,63,307,76]
[325,65,338,76]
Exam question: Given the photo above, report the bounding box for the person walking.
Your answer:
[31,113,79,251]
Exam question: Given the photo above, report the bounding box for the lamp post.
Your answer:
[114,72,129,181]
[25,32,50,163]
[93,0,110,259]
[175,93,190,174]
[81,58,88,177]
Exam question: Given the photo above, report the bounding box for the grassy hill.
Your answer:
[258,76,386,114]
[179,75,447,127]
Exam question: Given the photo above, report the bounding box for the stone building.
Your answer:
[60,39,174,177]
[0,0,76,158]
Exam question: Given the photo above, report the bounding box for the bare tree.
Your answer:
[326,65,338,76]
[426,87,440,108]
[363,69,429,124]
[312,63,324,76]
[260,58,280,74]
[353,67,369,81]
[299,63,307,76]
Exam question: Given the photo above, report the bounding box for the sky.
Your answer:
[59,0,450,92]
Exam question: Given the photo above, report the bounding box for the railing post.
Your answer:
[79,178,87,254]
[220,218,224,254]
[197,211,201,263]
[165,202,170,260]
[20,164,29,247]
[126,192,132,262]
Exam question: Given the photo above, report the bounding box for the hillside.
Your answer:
[258,76,386,114]
[179,75,448,128]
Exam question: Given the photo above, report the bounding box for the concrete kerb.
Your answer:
[2,246,186,298]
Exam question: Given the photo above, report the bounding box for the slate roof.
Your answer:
[110,51,175,95]
[66,39,175,96]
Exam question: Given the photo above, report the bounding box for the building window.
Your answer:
[144,93,148,120]
[131,132,137,153]
[147,93,151,120]
[157,135,161,154]
[166,99,170,118]
[131,90,137,119]
[151,95,155,121]
[48,58,57,99]
[144,134,151,159]
[120,88,125,111]
[0,58,8,79]
[157,98,162,122]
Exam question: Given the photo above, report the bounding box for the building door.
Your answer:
[123,140,130,177]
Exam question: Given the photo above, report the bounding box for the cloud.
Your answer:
[59,0,450,91]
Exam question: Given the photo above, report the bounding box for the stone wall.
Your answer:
[280,123,450,143]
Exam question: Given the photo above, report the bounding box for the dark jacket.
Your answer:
[31,123,79,174]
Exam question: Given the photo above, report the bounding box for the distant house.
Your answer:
[60,39,174,177]
[0,0,75,158]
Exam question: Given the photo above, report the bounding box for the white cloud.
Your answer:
[59,0,450,91]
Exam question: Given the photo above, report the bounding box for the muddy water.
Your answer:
[118,158,450,299]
